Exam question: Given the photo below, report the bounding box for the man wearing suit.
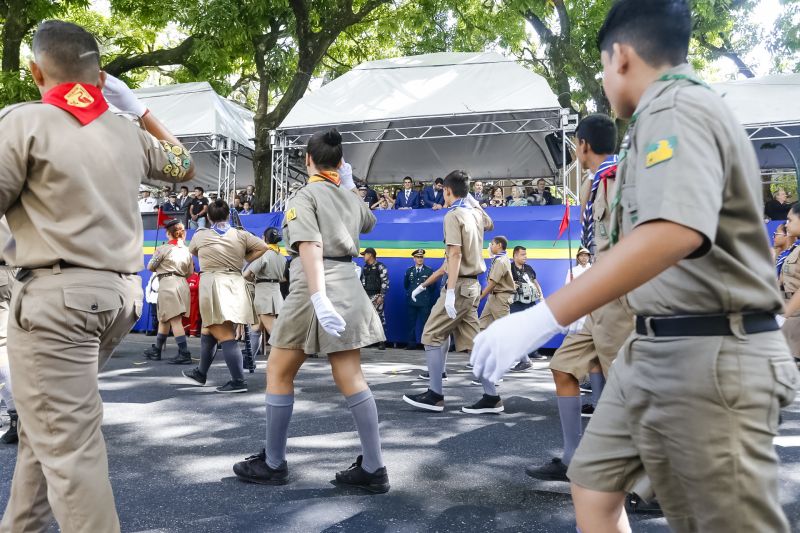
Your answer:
[421,178,445,210]
[404,249,436,350]
[394,176,421,209]
[238,184,256,209]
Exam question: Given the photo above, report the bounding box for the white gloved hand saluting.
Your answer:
[471,301,567,384]
[339,160,355,191]
[444,289,457,319]
[102,73,147,117]
[411,285,425,302]
[311,292,347,337]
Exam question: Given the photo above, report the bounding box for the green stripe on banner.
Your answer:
[359,239,580,250]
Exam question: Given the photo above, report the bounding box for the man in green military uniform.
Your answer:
[471,1,799,531]
[404,249,435,350]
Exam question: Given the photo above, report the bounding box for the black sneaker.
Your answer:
[470,378,502,386]
[625,493,663,514]
[581,404,595,418]
[216,380,248,393]
[526,458,568,482]
[529,351,548,361]
[579,382,592,394]
[233,449,289,485]
[461,394,504,414]
[167,349,193,365]
[417,371,447,381]
[333,455,390,494]
[378,342,386,351]
[510,360,532,372]
[182,367,207,386]
[143,344,161,361]
[402,389,444,412]
[465,363,474,369]
[0,410,18,444]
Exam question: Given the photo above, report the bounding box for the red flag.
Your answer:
[557,196,571,239]
[156,207,169,228]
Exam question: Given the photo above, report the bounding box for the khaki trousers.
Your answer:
[421,279,480,352]
[0,267,142,533]
[478,292,513,330]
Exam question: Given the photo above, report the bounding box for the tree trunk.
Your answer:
[1,0,35,73]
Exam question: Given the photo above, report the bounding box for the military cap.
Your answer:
[412,249,425,257]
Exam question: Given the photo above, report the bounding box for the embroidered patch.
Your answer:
[286,208,297,221]
[645,137,677,168]
[64,83,94,108]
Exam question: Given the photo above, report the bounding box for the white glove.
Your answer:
[776,315,786,327]
[339,160,355,191]
[411,285,425,302]
[444,289,457,319]
[102,73,147,117]
[471,301,567,384]
[311,292,346,337]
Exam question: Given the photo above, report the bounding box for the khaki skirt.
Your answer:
[199,271,257,327]
[254,282,283,316]
[270,258,384,354]
[156,275,191,322]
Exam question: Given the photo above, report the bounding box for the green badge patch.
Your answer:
[645,136,677,168]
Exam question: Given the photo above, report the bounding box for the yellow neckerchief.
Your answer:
[267,243,280,253]
[308,170,340,186]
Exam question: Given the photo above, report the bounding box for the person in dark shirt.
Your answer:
[765,188,794,221]
[162,193,182,213]
[188,187,209,228]
[421,178,445,210]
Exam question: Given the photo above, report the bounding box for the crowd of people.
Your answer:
[139,184,259,224]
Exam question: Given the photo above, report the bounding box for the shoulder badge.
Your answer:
[645,136,677,168]
[286,208,297,222]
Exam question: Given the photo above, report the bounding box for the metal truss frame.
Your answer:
[177,133,251,201]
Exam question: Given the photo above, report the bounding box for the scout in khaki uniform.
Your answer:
[0,21,193,533]
[477,236,515,330]
[471,2,799,531]
[232,129,390,494]
[779,204,800,365]
[243,226,287,354]
[527,114,634,483]
[142,219,195,364]
[402,171,502,414]
[181,199,267,393]
[0,218,17,445]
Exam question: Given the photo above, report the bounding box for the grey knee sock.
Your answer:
[155,333,167,350]
[249,330,262,357]
[425,345,445,395]
[346,389,384,474]
[221,340,244,381]
[0,363,14,412]
[266,393,294,469]
[175,335,188,352]
[557,396,583,465]
[589,372,606,407]
[198,334,217,375]
[481,378,497,397]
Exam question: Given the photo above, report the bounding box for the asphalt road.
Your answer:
[1,334,799,532]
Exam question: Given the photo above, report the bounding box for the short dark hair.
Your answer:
[403,176,413,183]
[32,21,101,83]
[207,198,230,223]
[597,0,691,68]
[434,177,444,185]
[791,203,800,217]
[576,114,617,155]
[493,236,508,251]
[443,170,469,198]
[180,186,189,192]
[513,245,526,255]
[194,186,204,193]
[306,129,342,170]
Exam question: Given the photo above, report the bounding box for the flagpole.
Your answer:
[562,125,574,282]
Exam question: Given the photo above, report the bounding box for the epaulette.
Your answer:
[0,101,41,123]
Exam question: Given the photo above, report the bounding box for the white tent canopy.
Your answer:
[132,82,256,192]
[713,73,800,171]
[275,52,566,191]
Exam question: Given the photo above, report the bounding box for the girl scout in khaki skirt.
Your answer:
[143,219,195,364]
[182,199,267,393]
[232,129,389,493]
[243,227,286,353]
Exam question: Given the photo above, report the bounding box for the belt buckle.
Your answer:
[643,316,656,336]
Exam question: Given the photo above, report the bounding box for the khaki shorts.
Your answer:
[422,279,480,352]
[479,292,513,330]
[567,330,799,532]
[550,296,633,380]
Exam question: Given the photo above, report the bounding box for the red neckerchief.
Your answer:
[168,239,179,246]
[42,82,108,126]
[597,164,618,194]
[309,171,341,187]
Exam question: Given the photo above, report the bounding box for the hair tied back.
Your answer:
[323,129,342,147]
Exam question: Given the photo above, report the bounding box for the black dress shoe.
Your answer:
[378,342,386,350]
[143,344,161,360]
[167,349,192,365]
[333,455,390,493]
[233,449,289,485]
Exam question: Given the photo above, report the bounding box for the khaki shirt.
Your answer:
[488,254,515,293]
[188,228,267,272]
[616,64,783,316]
[781,247,800,296]
[0,102,192,273]
[0,218,10,264]
[580,165,617,258]
[443,206,487,277]
[244,248,286,281]
[147,243,194,278]
[283,181,376,257]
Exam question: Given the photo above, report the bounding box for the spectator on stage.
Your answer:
[528,179,555,206]
[395,176,421,209]
[421,178,445,210]
[238,184,256,208]
[508,186,529,206]
[188,186,209,229]
[765,188,794,221]
[404,249,436,350]
[372,197,391,211]
[138,190,158,213]
[177,185,192,210]
[358,185,371,207]
[364,182,379,206]
[472,180,485,205]
[488,186,506,207]
[232,197,243,212]
[360,247,389,350]
[162,193,182,213]
[240,201,254,215]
